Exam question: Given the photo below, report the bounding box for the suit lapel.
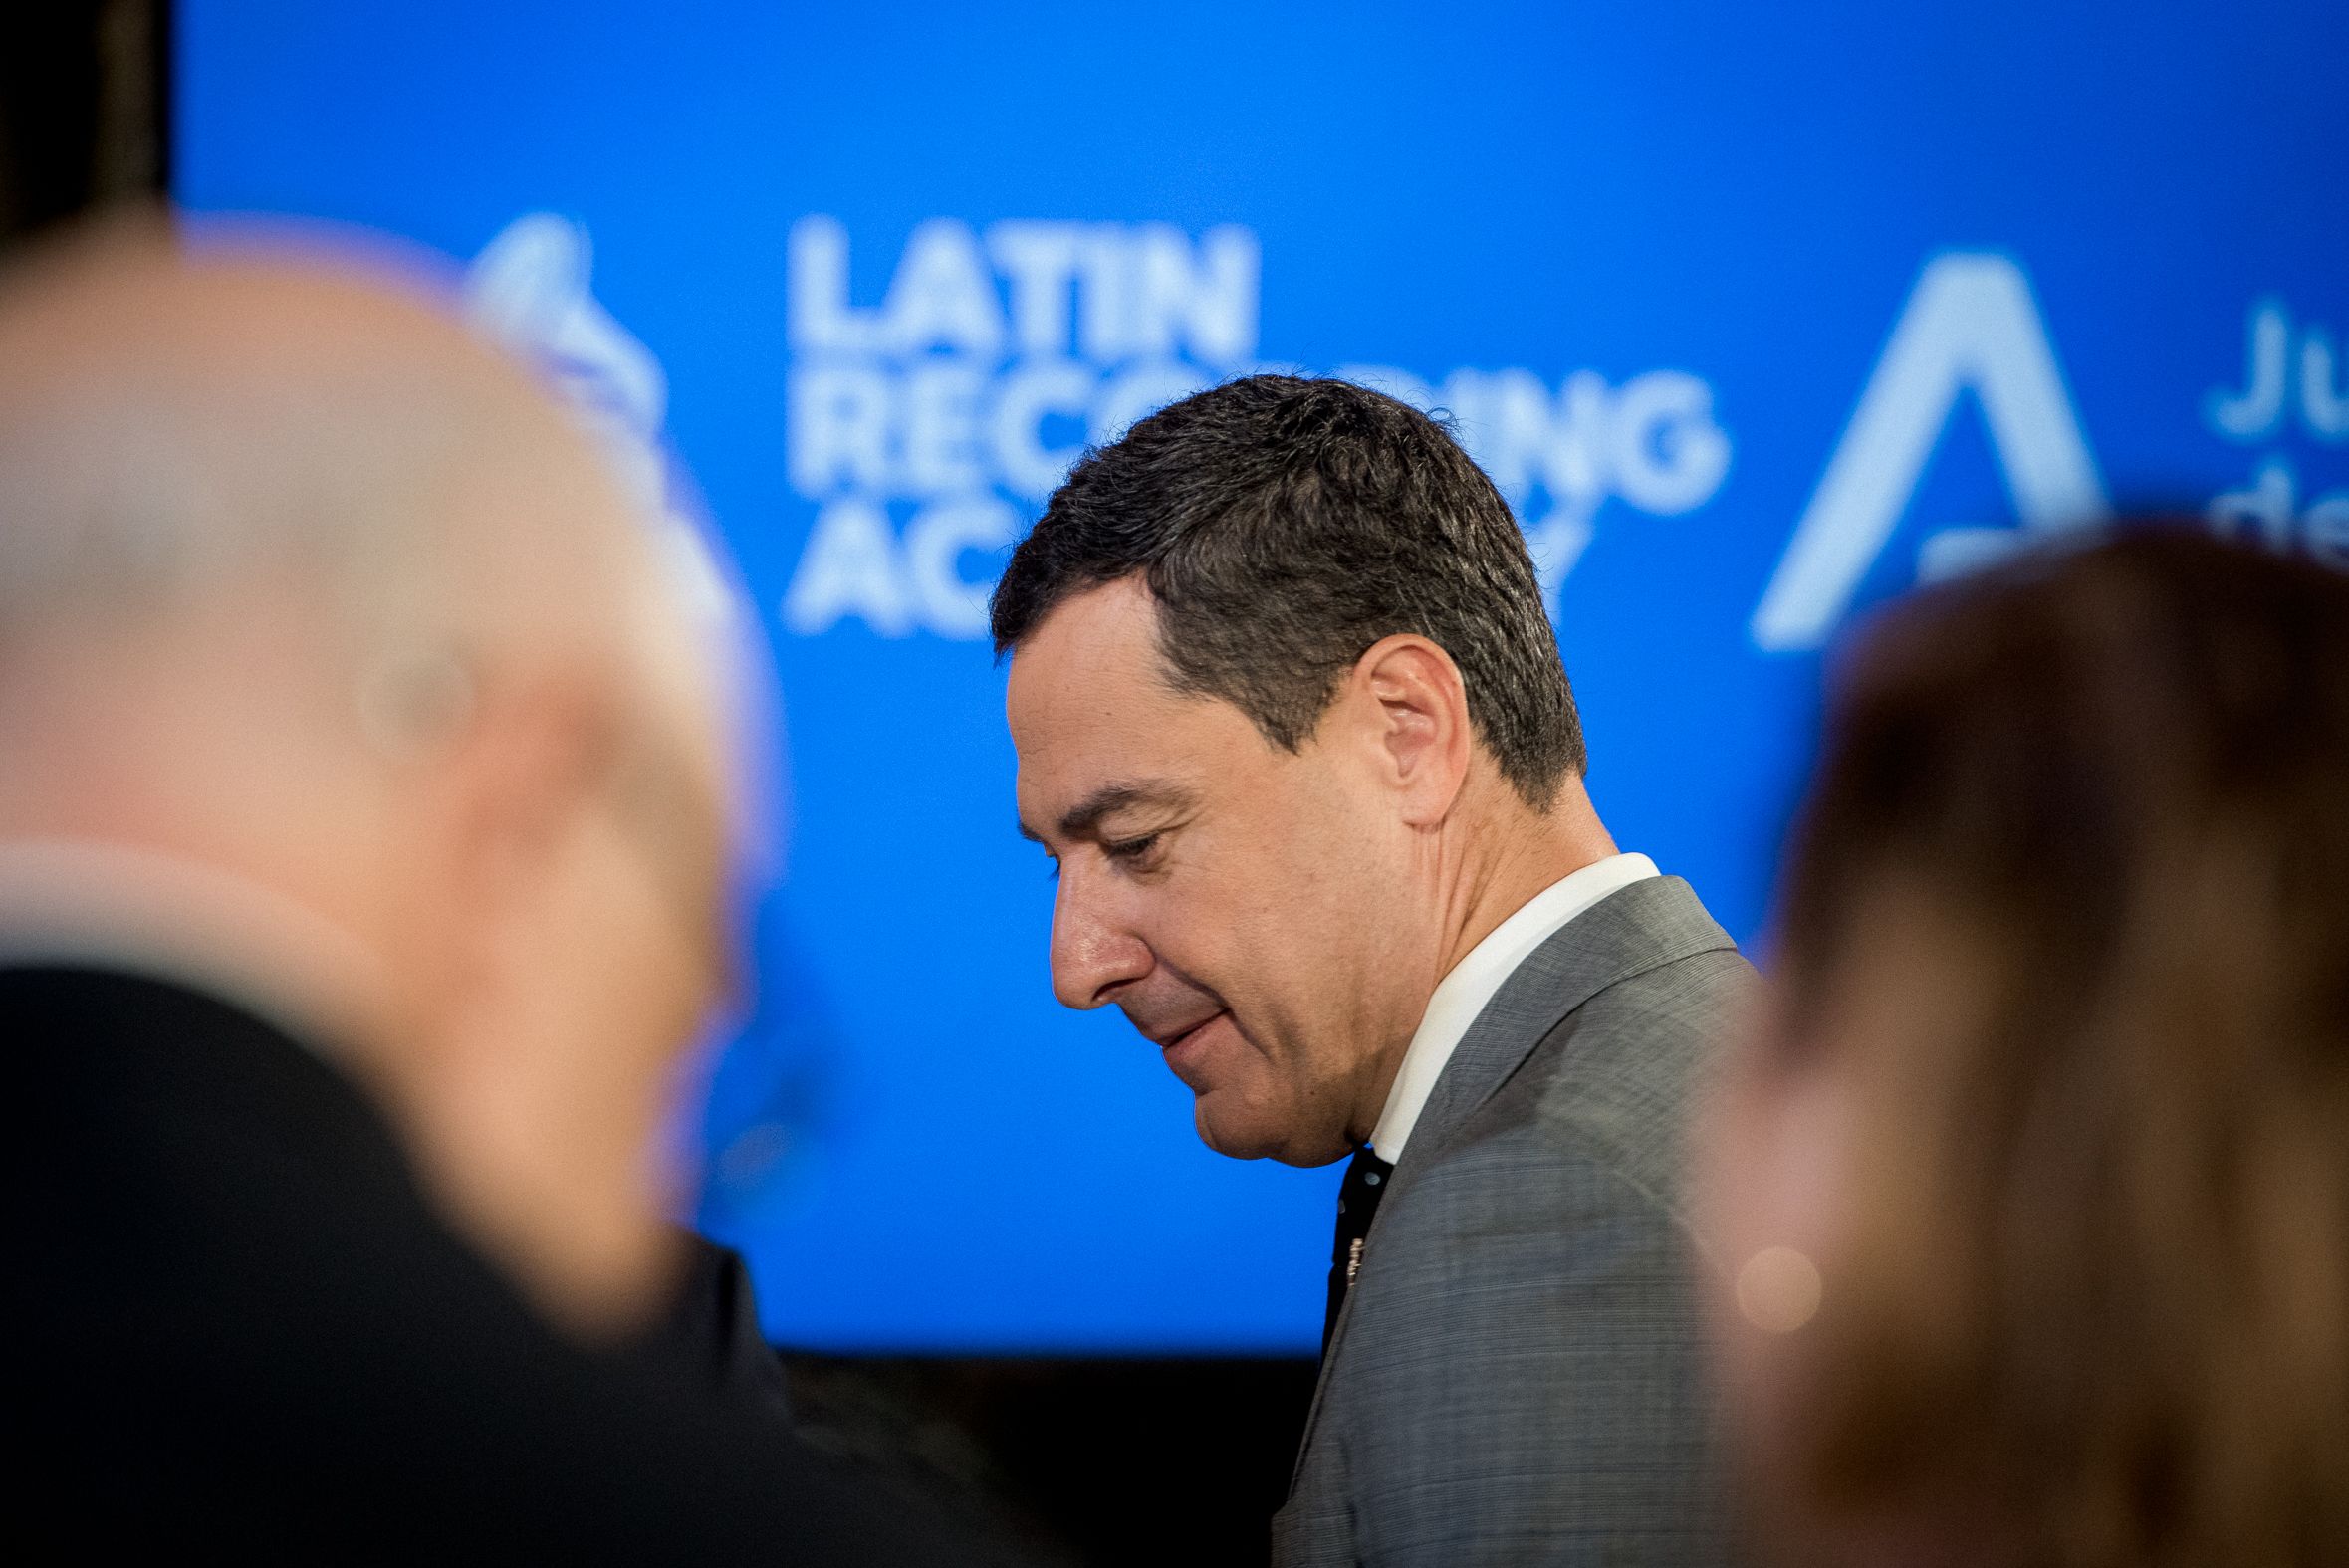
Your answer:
[1288,876,1737,1489]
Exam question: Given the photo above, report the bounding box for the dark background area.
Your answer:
[785,1356,1318,1563]
[0,0,161,250]
[0,7,1317,1563]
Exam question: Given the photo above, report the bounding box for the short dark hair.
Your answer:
[989,375,1583,806]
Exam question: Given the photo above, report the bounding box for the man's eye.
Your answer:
[1103,833,1161,864]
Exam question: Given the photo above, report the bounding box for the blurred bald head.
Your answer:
[0,224,698,748]
[0,223,736,1337]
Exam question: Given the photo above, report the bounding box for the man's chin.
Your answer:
[1191,1092,1347,1167]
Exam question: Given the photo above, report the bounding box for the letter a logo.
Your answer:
[1751,253,2110,651]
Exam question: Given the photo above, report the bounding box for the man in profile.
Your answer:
[994,376,1750,1565]
[0,226,1025,1563]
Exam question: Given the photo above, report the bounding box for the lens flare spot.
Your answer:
[1737,1245,1823,1335]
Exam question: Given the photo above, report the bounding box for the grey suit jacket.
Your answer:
[1273,876,1752,1567]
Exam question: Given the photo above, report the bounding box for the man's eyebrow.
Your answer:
[1017,782,1196,846]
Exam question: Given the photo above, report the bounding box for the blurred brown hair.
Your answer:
[1770,527,2349,1566]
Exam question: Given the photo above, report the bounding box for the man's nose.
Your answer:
[1049,874,1152,1010]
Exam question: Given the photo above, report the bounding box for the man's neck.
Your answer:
[0,834,398,1058]
[1342,774,1618,1148]
[1430,773,1618,985]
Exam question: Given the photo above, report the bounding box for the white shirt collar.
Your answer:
[1368,851,1659,1163]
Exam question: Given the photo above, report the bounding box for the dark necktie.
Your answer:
[1323,1144,1396,1353]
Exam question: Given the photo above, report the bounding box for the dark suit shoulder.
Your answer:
[4,966,1041,1566]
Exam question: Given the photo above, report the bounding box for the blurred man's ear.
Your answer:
[1348,634,1474,829]
[430,670,616,977]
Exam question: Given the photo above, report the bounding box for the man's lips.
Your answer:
[1142,1010,1230,1074]
[1156,1012,1225,1053]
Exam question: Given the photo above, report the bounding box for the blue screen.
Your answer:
[175,0,2349,1352]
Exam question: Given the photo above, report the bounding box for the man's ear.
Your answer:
[436,671,614,949]
[1346,634,1472,828]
